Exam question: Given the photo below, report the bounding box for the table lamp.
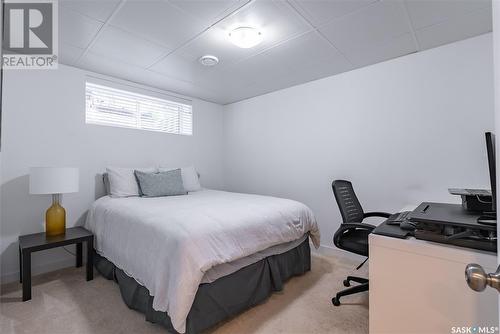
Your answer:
[29,167,79,237]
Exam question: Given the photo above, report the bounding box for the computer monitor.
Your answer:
[485,132,496,212]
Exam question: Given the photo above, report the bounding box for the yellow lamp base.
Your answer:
[46,195,66,237]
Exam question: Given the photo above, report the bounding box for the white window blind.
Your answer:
[85,82,193,135]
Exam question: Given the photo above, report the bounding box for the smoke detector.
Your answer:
[199,55,219,66]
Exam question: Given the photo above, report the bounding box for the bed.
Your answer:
[84,188,320,333]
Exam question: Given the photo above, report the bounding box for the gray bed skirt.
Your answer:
[94,238,311,333]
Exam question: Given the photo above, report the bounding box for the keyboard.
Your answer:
[386,211,412,225]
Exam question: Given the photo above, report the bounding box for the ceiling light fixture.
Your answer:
[199,55,219,66]
[228,26,263,49]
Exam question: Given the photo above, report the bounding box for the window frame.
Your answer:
[85,78,193,136]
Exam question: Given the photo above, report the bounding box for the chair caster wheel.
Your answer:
[343,279,350,287]
[332,297,340,306]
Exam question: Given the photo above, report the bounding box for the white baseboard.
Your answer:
[1,257,75,285]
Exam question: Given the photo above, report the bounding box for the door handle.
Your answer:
[465,263,500,293]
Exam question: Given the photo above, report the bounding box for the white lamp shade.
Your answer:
[29,167,79,194]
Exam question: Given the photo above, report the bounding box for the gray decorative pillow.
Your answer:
[134,169,187,197]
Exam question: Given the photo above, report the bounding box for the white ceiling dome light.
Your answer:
[228,26,263,49]
[199,55,219,66]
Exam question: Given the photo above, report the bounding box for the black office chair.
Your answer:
[331,180,392,306]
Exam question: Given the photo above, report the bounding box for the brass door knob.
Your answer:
[465,263,500,293]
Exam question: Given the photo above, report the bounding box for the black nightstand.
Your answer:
[18,227,94,301]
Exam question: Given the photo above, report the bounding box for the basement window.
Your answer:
[85,81,193,136]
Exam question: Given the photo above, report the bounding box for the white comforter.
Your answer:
[85,189,320,333]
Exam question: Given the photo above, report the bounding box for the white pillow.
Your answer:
[106,167,156,197]
[158,166,202,192]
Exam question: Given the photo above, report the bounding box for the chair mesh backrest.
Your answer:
[332,180,364,224]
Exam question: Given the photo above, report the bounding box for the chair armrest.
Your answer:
[340,223,376,230]
[333,223,376,248]
[363,211,392,218]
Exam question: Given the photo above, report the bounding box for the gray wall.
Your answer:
[0,64,225,282]
[223,34,495,249]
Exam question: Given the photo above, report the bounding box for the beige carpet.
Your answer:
[0,253,368,334]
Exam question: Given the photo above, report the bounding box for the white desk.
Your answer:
[369,233,498,333]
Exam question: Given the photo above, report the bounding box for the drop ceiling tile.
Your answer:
[243,73,303,99]
[89,26,170,67]
[179,0,311,66]
[405,0,491,30]
[319,0,410,56]
[346,32,416,67]
[225,51,293,87]
[79,51,144,79]
[168,0,244,23]
[231,66,338,104]
[197,47,296,92]
[196,64,253,91]
[290,0,377,27]
[59,0,120,22]
[149,52,215,83]
[109,0,208,50]
[416,7,492,50]
[79,52,221,103]
[59,6,102,49]
[262,31,353,81]
[59,43,85,65]
[211,84,259,104]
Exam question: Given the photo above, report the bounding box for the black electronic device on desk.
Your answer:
[448,132,497,225]
[372,211,416,239]
[448,188,492,212]
[374,132,497,252]
[409,202,497,253]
